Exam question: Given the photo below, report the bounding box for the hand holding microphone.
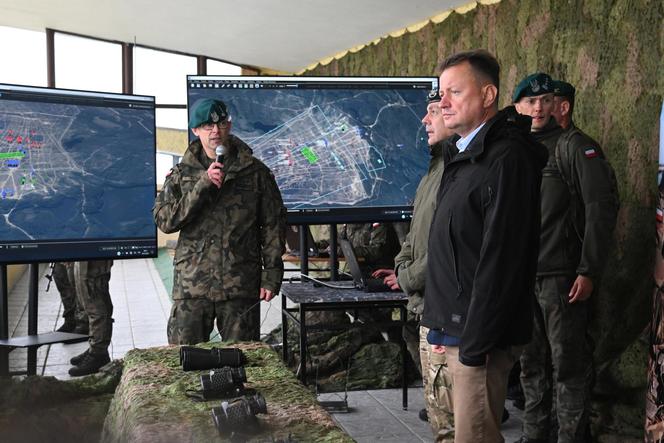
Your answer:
[207,144,226,188]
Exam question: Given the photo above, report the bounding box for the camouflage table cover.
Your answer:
[101,342,352,443]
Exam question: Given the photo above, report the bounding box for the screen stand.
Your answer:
[298,225,309,276]
[0,264,8,376]
[329,224,338,281]
[0,263,88,376]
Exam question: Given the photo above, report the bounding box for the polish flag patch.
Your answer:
[657,208,663,223]
[372,222,381,228]
[584,147,598,158]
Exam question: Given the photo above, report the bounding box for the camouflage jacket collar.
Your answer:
[182,135,255,174]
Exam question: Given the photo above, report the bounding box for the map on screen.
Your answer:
[0,84,157,263]
[188,76,437,223]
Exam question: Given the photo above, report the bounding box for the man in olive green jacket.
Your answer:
[154,99,286,345]
[373,90,455,442]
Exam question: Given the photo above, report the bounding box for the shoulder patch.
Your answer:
[657,208,663,223]
[583,147,598,158]
[165,168,174,177]
[372,222,381,228]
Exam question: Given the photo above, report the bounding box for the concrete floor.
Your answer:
[4,258,524,442]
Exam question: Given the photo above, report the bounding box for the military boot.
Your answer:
[68,351,110,376]
[418,408,428,422]
[70,349,89,366]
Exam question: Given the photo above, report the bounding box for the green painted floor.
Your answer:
[152,247,174,300]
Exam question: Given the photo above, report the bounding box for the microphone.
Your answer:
[215,144,225,165]
[214,144,226,187]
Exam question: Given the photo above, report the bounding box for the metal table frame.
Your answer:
[0,264,87,376]
[280,282,409,410]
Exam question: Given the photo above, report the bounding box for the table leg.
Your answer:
[299,304,307,384]
[281,292,288,363]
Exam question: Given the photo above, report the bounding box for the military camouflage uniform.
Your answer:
[53,262,88,330]
[420,326,454,442]
[339,222,401,273]
[394,142,453,440]
[70,260,113,356]
[520,119,619,442]
[154,135,286,345]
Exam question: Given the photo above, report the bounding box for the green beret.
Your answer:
[512,72,554,102]
[188,99,229,129]
[553,80,576,99]
[427,89,441,103]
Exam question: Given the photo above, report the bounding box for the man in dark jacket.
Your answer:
[514,74,619,443]
[154,99,286,345]
[422,50,548,442]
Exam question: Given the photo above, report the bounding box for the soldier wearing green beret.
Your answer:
[154,98,286,345]
[552,80,576,130]
[514,73,619,443]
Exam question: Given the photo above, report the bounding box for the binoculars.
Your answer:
[212,393,267,432]
[200,366,247,399]
[180,346,246,371]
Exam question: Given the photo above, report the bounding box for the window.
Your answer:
[54,33,122,92]
[134,47,196,106]
[0,26,46,87]
[207,59,242,76]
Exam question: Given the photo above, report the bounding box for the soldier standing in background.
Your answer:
[53,262,88,334]
[513,73,619,443]
[68,260,114,376]
[339,222,401,273]
[154,99,286,345]
[551,80,576,130]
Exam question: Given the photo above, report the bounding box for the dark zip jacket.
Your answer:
[421,107,549,367]
[535,118,619,278]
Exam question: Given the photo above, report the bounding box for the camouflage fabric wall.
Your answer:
[305,0,663,439]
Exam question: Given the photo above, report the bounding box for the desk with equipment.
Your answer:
[280,230,410,410]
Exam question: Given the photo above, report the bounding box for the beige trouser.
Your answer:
[446,345,522,443]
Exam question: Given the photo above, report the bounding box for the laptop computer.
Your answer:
[285,225,326,257]
[339,239,393,293]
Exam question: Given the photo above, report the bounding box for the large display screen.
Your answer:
[0,84,157,264]
[187,76,437,224]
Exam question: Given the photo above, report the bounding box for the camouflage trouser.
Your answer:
[420,326,455,443]
[53,262,87,327]
[72,260,114,355]
[167,298,260,345]
[520,275,593,443]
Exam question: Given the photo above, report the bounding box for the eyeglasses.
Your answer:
[427,90,441,102]
[200,120,230,131]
